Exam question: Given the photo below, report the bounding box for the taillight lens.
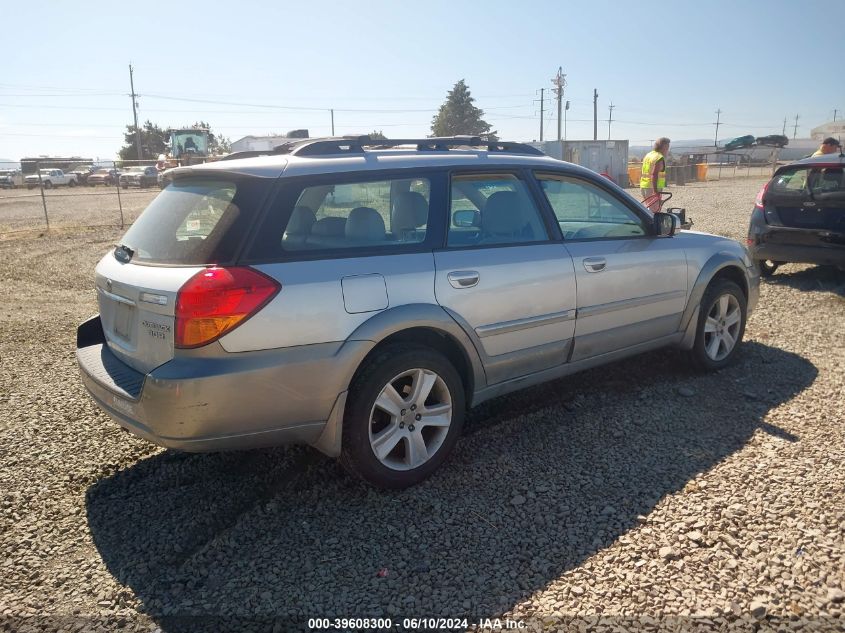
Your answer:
[754,181,770,210]
[175,267,280,348]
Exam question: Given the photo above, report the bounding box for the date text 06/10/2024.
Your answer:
[307,617,526,630]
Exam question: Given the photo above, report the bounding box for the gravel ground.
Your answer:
[0,177,843,632]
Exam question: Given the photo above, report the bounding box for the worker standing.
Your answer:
[811,137,841,157]
[640,137,670,211]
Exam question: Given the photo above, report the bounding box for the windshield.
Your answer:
[118,176,268,265]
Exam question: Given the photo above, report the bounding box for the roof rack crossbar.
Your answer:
[266,135,545,157]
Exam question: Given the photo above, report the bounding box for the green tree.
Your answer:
[368,130,387,140]
[119,120,168,161]
[430,79,496,139]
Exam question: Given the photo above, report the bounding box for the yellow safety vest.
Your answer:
[640,150,666,190]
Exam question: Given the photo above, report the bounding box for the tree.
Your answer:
[119,120,167,161]
[430,79,496,139]
[368,130,387,140]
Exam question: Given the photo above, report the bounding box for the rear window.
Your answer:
[771,166,844,196]
[119,177,269,265]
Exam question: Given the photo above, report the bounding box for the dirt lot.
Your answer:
[0,178,843,632]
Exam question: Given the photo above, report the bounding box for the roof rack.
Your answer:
[219,135,544,161]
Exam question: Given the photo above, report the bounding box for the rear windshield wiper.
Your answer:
[114,243,134,263]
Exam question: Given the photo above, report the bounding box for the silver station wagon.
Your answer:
[77,136,759,488]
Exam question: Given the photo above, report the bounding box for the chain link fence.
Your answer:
[0,158,163,235]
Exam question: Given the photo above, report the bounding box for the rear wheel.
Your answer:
[340,345,465,489]
[68,180,77,188]
[758,259,781,277]
[688,279,747,371]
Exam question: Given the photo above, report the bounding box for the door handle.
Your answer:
[447,270,480,289]
[583,257,607,273]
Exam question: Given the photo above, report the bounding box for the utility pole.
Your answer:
[714,108,722,148]
[607,102,615,140]
[593,89,598,140]
[330,109,335,136]
[834,109,838,122]
[564,100,570,141]
[782,117,787,135]
[793,114,799,139]
[128,64,142,160]
[551,67,566,141]
[539,88,544,142]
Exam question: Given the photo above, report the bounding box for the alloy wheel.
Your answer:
[703,293,742,361]
[368,368,453,471]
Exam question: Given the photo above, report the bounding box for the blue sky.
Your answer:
[1,0,843,160]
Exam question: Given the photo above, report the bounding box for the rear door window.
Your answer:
[246,174,435,258]
[119,176,269,265]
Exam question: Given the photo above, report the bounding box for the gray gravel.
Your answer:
[0,177,843,632]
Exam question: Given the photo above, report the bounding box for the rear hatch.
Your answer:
[95,174,272,373]
[764,164,845,235]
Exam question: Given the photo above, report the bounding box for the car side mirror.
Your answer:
[654,211,679,237]
[453,209,480,228]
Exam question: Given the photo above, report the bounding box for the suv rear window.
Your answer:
[119,176,269,265]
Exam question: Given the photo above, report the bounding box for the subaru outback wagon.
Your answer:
[77,136,759,488]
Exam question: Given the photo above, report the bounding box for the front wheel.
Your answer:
[687,279,747,371]
[43,181,53,189]
[68,180,77,187]
[340,346,465,489]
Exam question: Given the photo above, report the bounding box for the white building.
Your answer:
[810,120,845,142]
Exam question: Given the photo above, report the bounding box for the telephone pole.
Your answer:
[128,64,142,160]
[834,109,838,122]
[714,108,722,148]
[330,109,335,136]
[793,114,799,139]
[782,117,787,135]
[551,67,566,141]
[539,88,544,142]
[607,102,615,140]
[593,89,598,140]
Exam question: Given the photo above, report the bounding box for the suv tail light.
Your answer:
[175,267,280,348]
[754,181,770,210]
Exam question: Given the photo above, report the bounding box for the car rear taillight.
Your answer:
[175,267,280,349]
[754,181,770,210]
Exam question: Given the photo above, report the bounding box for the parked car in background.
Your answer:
[76,136,759,488]
[70,165,97,185]
[119,166,158,188]
[723,135,756,151]
[755,135,789,148]
[0,169,22,188]
[24,169,78,189]
[87,168,118,186]
[748,153,845,276]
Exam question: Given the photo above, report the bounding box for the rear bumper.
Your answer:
[76,315,372,452]
[749,211,845,266]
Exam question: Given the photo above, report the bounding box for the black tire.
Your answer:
[68,180,77,187]
[43,181,52,189]
[688,279,747,371]
[339,345,465,489]
[758,259,780,277]
[27,185,34,190]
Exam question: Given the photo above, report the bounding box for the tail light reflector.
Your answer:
[175,267,280,348]
[754,181,770,210]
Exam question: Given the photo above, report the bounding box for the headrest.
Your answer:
[392,191,429,232]
[483,191,525,235]
[286,206,316,235]
[345,207,385,241]
[310,216,347,237]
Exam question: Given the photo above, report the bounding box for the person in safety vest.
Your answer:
[640,137,670,211]
[811,137,841,157]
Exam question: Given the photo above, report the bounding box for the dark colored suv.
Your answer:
[748,154,845,276]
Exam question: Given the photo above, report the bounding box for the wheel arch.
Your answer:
[679,251,750,350]
[310,303,485,458]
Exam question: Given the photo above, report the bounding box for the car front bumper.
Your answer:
[76,315,371,452]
